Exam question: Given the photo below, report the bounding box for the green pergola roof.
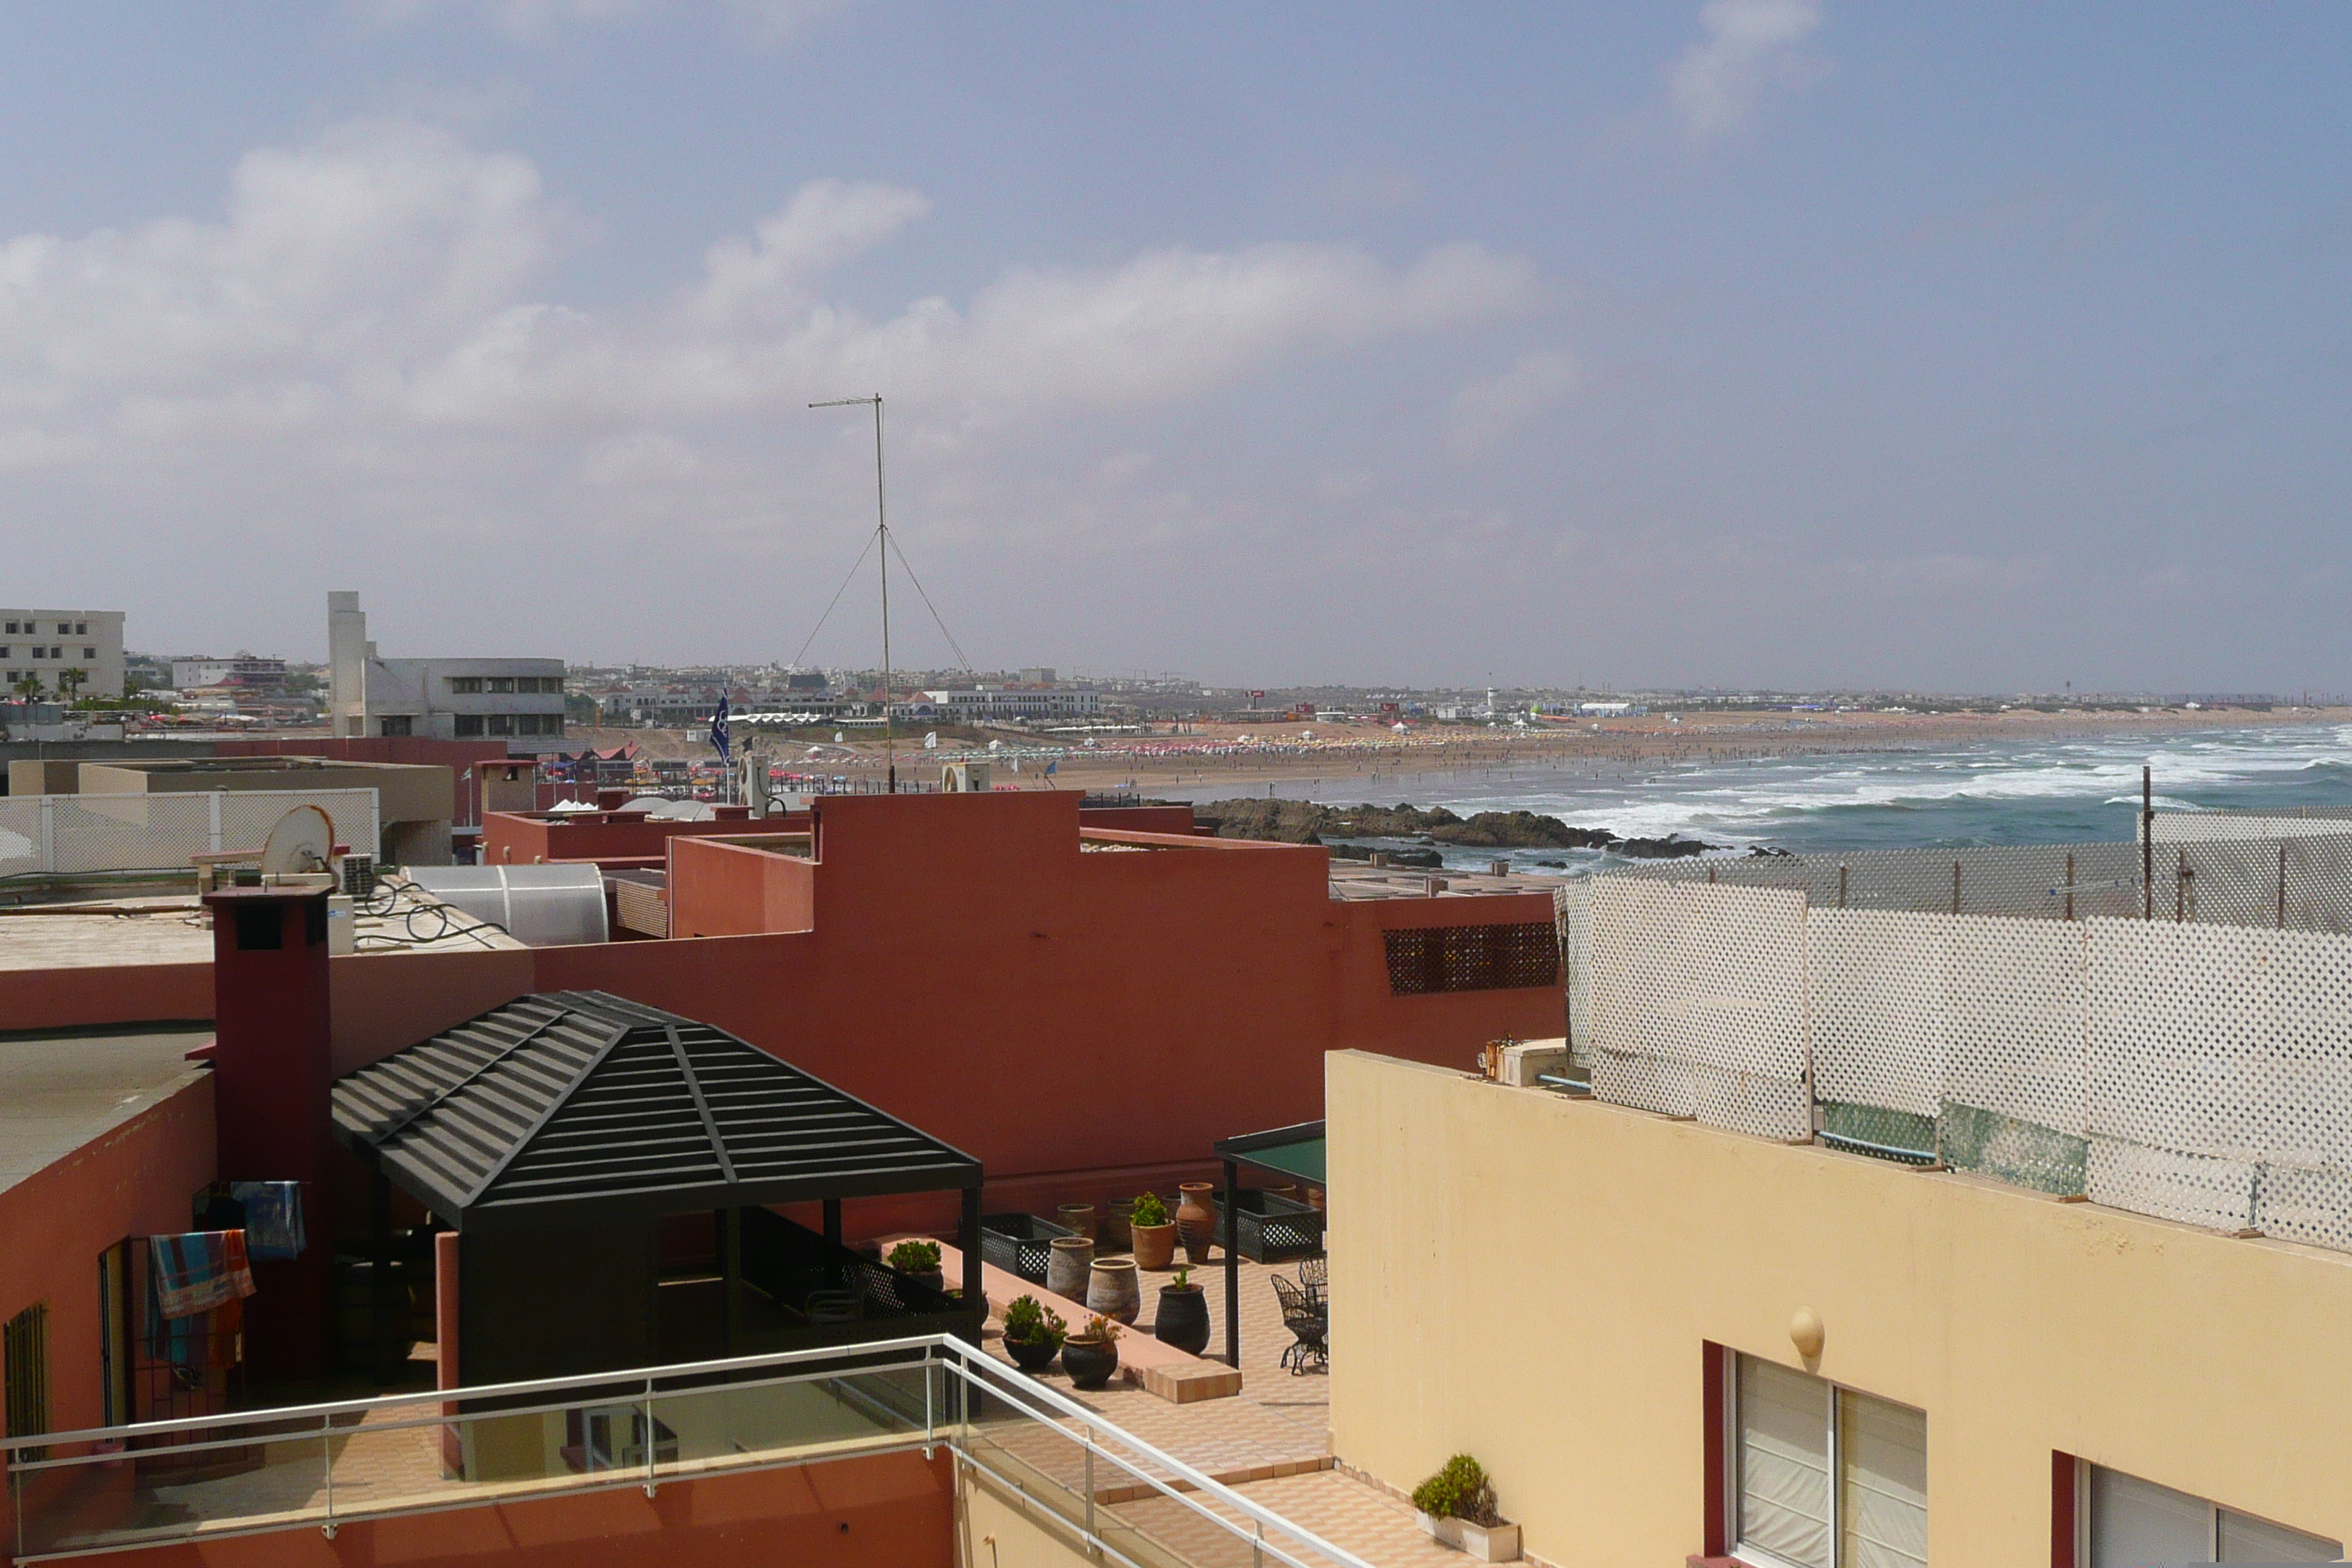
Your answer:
[1213,1119,1325,1186]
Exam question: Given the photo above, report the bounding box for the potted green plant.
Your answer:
[1000,1294,1066,1374]
[886,1239,945,1294]
[1153,1265,1210,1356]
[1129,1191,1177,1270]
[1059,1314,1122,1390]
[1412,1455,1519,1561]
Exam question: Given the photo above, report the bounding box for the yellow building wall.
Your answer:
[1327,1050,2352,1567]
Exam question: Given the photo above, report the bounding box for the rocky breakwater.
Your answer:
[1183,799,1714,859]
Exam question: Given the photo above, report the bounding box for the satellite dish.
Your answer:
[260,804,335,876]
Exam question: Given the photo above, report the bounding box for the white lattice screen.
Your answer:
[1580,864,2352,1254]
[1587,878,1810,1140]
[1810,910,1948,1120]
[0,788,380,877]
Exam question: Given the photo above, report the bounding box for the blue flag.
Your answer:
[709,695,731,764]
[1044,760,1057,776]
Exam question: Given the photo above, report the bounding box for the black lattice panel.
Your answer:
[1382,921,1560,995]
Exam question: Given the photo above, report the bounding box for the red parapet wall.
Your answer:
[0,961,212,1032]
[48,1449,956,1568]
[546,790,1562,1191]
[481,810,811,867]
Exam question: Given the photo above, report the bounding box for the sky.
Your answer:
[0,2,2347,693]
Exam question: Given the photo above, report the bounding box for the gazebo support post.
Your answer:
[720,1206,742,1355]
[370,1169,396,1382]
[1222,1156,1241,1369]
[960,1186,985,1345]
[823,1199,843,1249]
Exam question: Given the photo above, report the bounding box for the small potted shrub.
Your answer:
[1129,1191,1177,1270]
[1153,1265,1210,1356]
[1000,1294,1066,1374]
[1412,1455,1519,1561]
[1059,1314,1122,1390]
[886,1239,945,1294]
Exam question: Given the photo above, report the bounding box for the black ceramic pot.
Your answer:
[1005,1335,1059,1373]
[1153,1287,1211,1356]
[1060,1338,1120,1390]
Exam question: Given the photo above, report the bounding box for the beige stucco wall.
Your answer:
[957,1460,1128,1568]
[76,760,453,828]
[1327,1049,2352,1567]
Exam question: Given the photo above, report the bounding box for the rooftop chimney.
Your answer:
[205,886,335,1384]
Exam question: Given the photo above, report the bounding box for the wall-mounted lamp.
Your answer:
[1790,1306,1825,1362]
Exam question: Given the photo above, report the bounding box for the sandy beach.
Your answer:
[568,704,2352,796]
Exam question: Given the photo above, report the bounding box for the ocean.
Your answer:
[1156,722,2352,873]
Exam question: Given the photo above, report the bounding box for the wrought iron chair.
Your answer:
[1297,1256,1327,1298]
[1270,1273,1327,1374]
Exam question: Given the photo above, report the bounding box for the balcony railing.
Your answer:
[3,1335,1372,1568]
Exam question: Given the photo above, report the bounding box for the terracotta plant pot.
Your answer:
[1005,1335,1060,1374]
[1060,1336,1119,1390]
[1176,1183,1217,1266]
[1101,1199,1136,1252]
[1057,1202,1097,1241]
[1131,1220,1177,1271]
[1045,1236,1094,1301]
[1086,1257,1142,1324]
[1153,1286,1210,1357]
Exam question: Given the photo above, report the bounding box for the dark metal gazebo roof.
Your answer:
[332,990,980,1231]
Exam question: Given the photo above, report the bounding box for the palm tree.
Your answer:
[56,667,86,702]
[11,673,41,701]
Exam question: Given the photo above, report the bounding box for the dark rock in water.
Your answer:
[1429,810,1618,849]
[1745,845,1795,858]
[1613,834,1714,859]
[1189,799,1681,858]
[1534,859,1567,868]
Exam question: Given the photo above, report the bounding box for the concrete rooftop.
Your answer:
[0,1022,211,1194]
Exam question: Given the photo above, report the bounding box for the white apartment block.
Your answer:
[170,656,287,690]
[327,592,566,743]
[0,608,125,699]
[916,686,1103,723]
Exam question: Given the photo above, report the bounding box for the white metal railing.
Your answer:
[1,1335,1373,1568]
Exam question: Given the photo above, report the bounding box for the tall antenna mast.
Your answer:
[811,393,897,794]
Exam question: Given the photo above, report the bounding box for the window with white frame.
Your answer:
[2085,1463,2338,1564]
[1733,1353,1926,1568]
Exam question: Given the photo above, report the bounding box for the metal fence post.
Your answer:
[644,1377,657,1497]
[208,791,223,856]
[322,1414,336,1537]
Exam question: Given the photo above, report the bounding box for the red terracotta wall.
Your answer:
[0,963,212,1032]
[541,791,1561,1199]
[329,946,538,1076]
[0,1077,216,1439]
[56,1450,954,1568]
[481,810,811,867]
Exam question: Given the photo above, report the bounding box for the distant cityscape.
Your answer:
[2,595,2333,752]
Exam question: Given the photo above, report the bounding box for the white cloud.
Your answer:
[1446,350,1577,458]
[0,116,1538,584]
[1665,0,1825,144]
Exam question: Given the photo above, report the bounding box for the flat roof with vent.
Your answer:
[331,990,980,1231]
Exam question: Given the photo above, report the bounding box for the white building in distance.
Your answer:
[327,592,566,744]
[170,656,287,691]
[0,608,125,699]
